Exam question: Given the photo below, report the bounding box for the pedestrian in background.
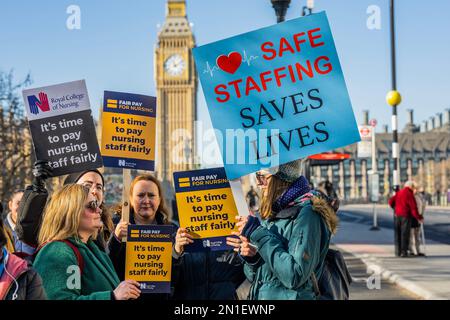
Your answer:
[410,187,426,256]
[246,185,260,213]
[3,189,35,255]
[388,181,423,258]
[317,180,340,213]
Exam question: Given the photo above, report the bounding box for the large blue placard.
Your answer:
[193,12,360,179]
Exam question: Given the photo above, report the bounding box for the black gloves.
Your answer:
[31,160,53,191]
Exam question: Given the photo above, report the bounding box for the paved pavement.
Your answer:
[333,207,450,300]
[339,204,450,244]
[338,247,421,300]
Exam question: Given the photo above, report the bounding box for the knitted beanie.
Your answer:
[63,169,105,186]
[273,159,304,183]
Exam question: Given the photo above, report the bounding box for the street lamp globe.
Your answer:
[386,90,402,106]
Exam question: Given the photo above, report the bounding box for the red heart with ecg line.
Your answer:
[216,52,242,74]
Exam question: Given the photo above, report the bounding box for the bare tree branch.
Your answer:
[0,70,33,205]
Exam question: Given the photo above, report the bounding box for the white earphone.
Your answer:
[3,251,19,300]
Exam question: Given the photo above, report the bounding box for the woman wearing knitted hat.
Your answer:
[228,159,338,300]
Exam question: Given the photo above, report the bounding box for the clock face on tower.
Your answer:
[164,54,185,76]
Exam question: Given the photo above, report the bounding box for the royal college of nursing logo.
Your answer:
[27,92,50,115]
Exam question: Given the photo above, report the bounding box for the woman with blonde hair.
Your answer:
[33,184,141,300]
[228,159,339,300]
[16,166,114,253]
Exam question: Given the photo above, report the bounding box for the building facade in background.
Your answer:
[311,109,450,206]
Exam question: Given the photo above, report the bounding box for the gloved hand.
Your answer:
[241,215,261,239]
[32,160,53,190]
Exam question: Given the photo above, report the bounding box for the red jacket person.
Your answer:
[388,181,422,257]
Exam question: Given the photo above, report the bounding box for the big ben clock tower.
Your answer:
[155,0,197,201]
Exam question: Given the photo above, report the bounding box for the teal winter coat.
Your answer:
[244,197,336,300]
[34,237,120,300]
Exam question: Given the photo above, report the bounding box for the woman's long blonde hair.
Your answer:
[259,175,291,220]
[38,184,93,245]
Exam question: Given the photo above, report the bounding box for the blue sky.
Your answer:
[1,0,449,134]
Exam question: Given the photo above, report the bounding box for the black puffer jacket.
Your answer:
[107,212,179,300]
[172,250,245,300]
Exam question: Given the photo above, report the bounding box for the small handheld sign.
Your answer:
[22,80,103,176]
[125,224,174,294]
[101,91,156,171]
[173,167,239,251]
[100,91,157,228]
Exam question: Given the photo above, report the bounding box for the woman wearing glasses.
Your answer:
[33,184,141,300]
[63,170,115,250]
[16,166,114,252]
[228,159,338,300]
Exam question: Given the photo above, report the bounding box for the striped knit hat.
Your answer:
[261,159,304,183]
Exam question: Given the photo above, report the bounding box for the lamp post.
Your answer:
[270,0,291,23]
[386,0,401,192]
[387,0,403,257]
[302,0,315,16]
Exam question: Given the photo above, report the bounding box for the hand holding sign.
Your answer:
[114,220,130,241]
[174,227,194,255]
[113,280,141,300]
[235,215,249,234]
